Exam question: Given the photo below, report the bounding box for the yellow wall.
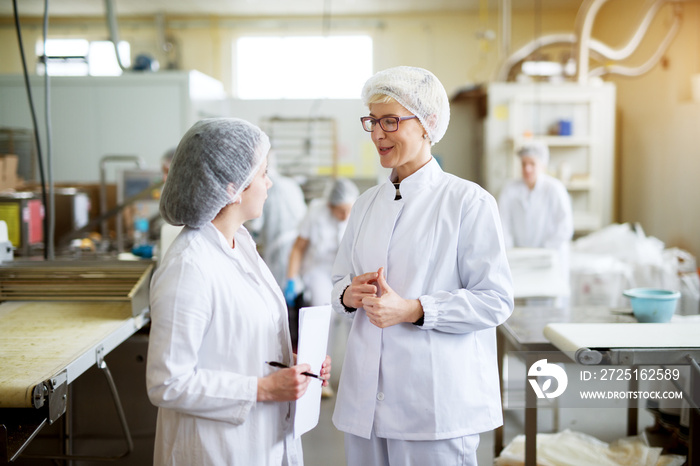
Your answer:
[593,0,700,258]
[1,4,699,258]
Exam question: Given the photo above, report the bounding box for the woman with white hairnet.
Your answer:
[331,66,513,465]
[146,118,331,465]
[498,141,574,287]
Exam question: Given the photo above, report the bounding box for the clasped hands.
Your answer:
[342,267,423,328]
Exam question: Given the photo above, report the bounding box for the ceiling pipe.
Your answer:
[576,0,609,84]
[105,0,127,71]
[500,0,511,60]
[594,0,667,61]
[589,4,682,78]
[495,0,685,82]
[495,34,573,82]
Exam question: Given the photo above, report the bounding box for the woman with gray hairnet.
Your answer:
[146,118,331,465]
[330,66,514,465]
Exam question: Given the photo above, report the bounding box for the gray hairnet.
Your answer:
[361,66,450,145]
[329,178,359,206]
[160,118,270,228]
[517,141,550,167]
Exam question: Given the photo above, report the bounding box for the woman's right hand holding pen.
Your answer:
[257,364,311,402]
[342,271,379,309]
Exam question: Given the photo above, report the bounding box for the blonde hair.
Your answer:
[367,94,396,105]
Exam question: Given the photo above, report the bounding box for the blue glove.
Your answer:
[131,244,154,259]
[284,279,296,307]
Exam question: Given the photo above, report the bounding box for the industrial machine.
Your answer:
[0,260,153,464]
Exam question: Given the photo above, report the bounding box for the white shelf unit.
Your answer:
[484,82,616,235]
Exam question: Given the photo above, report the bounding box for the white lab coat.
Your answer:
[331,158,514,440]
[498,173,574,274]
[298,198,348,306]
[147,222,302,466]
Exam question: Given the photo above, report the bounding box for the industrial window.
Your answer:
[36,39,130,76]
[235,35,372,99]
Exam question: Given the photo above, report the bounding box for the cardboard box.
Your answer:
[0,154,19,191]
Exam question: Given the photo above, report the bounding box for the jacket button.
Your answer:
[376,392,385,401]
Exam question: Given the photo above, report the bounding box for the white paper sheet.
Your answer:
[294,305,332,438]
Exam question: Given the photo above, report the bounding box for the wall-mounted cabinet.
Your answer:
[483,82,616,235]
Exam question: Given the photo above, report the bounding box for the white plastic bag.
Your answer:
[569,252,633,307]
[570,224,698,311]
[664,248,700,315]
[494,429,685,466]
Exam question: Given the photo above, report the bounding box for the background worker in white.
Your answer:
[498,141,574,279]
[248,152,307,289]
[285,178,359,307]
[147,118,331,466]
[285,177,359,398]
[331,66,514,466]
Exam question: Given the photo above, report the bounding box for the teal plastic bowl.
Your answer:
[623,288,680,323]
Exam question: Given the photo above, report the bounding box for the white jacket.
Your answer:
[248,174,307,288]
[147,223,302,465]
[498,173,574,272]
[331,158,514,440]
[298,198,348,306]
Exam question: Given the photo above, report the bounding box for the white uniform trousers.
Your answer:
[344,429,480,466]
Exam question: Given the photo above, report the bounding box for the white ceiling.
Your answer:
[2,0,582,18]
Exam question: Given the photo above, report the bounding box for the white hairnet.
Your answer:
[160,118,270,228]
[517,141,550,167]
[329,178,359,206]
[161,147,176,165]
[361,66,450,145]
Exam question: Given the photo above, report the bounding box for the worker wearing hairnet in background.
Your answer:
[153,147,182,262]
[285,177,359,397]
[247,151,307,289]
[331,66,514,465]
[285,178,359,307]
[160,147,176,182]
[498,141,574,294]
[146,118,331,466]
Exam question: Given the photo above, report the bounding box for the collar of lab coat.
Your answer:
[203,221,273,289]
[201,221,254,260]
[386,157,442,201]
[199,221,235,256]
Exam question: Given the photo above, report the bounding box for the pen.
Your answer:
[266,361,322,380]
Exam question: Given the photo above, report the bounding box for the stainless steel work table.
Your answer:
[495,306,700,466]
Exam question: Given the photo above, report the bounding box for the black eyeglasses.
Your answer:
[360,115,418,133]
